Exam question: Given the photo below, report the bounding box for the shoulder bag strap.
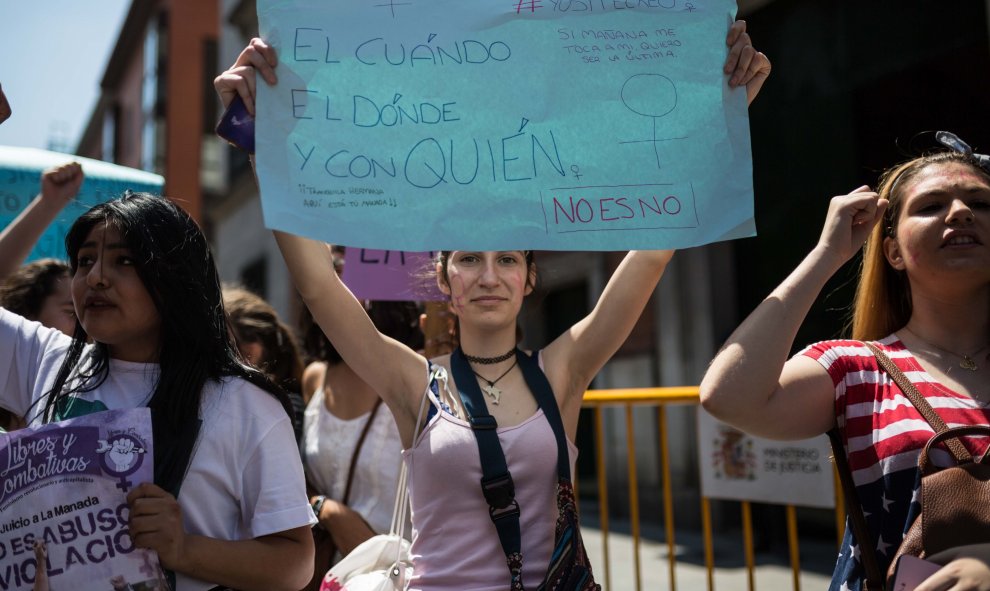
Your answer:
[864,343,970,462]
[449,349,523,575]
[827,428,885,591]
[386,364,433,540]
[341,398,383,505]
[514,350,570,481]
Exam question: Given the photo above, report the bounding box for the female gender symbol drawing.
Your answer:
[619,73,685,169]
[96,431,147,491]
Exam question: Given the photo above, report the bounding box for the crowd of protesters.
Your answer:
[2,13,989,591]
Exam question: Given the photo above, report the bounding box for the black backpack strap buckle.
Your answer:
[482,472,516,509]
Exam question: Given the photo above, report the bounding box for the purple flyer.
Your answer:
[0,408,165,590]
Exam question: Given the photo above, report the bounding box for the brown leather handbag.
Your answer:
[885,424,990,583]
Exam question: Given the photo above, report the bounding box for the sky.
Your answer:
[1,0,133,152]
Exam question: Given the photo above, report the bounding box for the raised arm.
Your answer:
[0,162,83,278]
[543,251,673,400]
[699,187,888,439]
[272,231,427,428]
[214,40,428,444]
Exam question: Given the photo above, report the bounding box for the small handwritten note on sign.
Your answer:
[256,0,753,251]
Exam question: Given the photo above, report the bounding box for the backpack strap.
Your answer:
[450,348,522,574]
[515,350,570,481]
[450,348,572,589]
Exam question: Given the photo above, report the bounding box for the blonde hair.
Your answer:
[850,151,990,340]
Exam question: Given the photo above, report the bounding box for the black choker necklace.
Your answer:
[462,347,517,365]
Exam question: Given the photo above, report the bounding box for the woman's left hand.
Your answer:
[214,38,278,115]
[916,558,990,591]
[126,482,188,570]
[725,20,771,106]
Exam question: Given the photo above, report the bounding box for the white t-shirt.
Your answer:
[0,308,317,591]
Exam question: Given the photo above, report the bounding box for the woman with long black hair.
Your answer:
[0,193,315,591]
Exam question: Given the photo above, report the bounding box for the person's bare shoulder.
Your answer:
[302,361,327,396]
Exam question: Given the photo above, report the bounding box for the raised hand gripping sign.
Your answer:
[256,0,753,251]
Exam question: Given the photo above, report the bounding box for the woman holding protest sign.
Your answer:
[0,193,315,590]
[700,135,990,590]
[216,19,768,591]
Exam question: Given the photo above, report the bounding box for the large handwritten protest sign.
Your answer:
[0,409,164,590]
[255,0,753,251]
[0,146,164,262]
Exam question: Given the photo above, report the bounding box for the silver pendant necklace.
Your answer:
[472,359,518,405]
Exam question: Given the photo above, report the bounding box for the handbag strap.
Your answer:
[827,428,886,591]
[341,398,383,505]
[450,348,523,561]
[515,349,571,481]
[387,363,435,539]
[865,342,970,462]
[450,348,571,585]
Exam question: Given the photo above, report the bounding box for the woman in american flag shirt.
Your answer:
[700,137,990,591]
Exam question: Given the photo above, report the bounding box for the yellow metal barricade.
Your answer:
[581,387,842,591]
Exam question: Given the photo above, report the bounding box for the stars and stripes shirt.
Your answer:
[800,335,990,591]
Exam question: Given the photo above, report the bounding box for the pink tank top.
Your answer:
[403,369,578,591]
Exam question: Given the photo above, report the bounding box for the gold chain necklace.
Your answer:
[902,326,989,372]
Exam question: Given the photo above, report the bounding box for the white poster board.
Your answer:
[697,409,835,509]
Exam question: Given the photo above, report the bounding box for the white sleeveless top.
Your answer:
[302,381,404,537]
